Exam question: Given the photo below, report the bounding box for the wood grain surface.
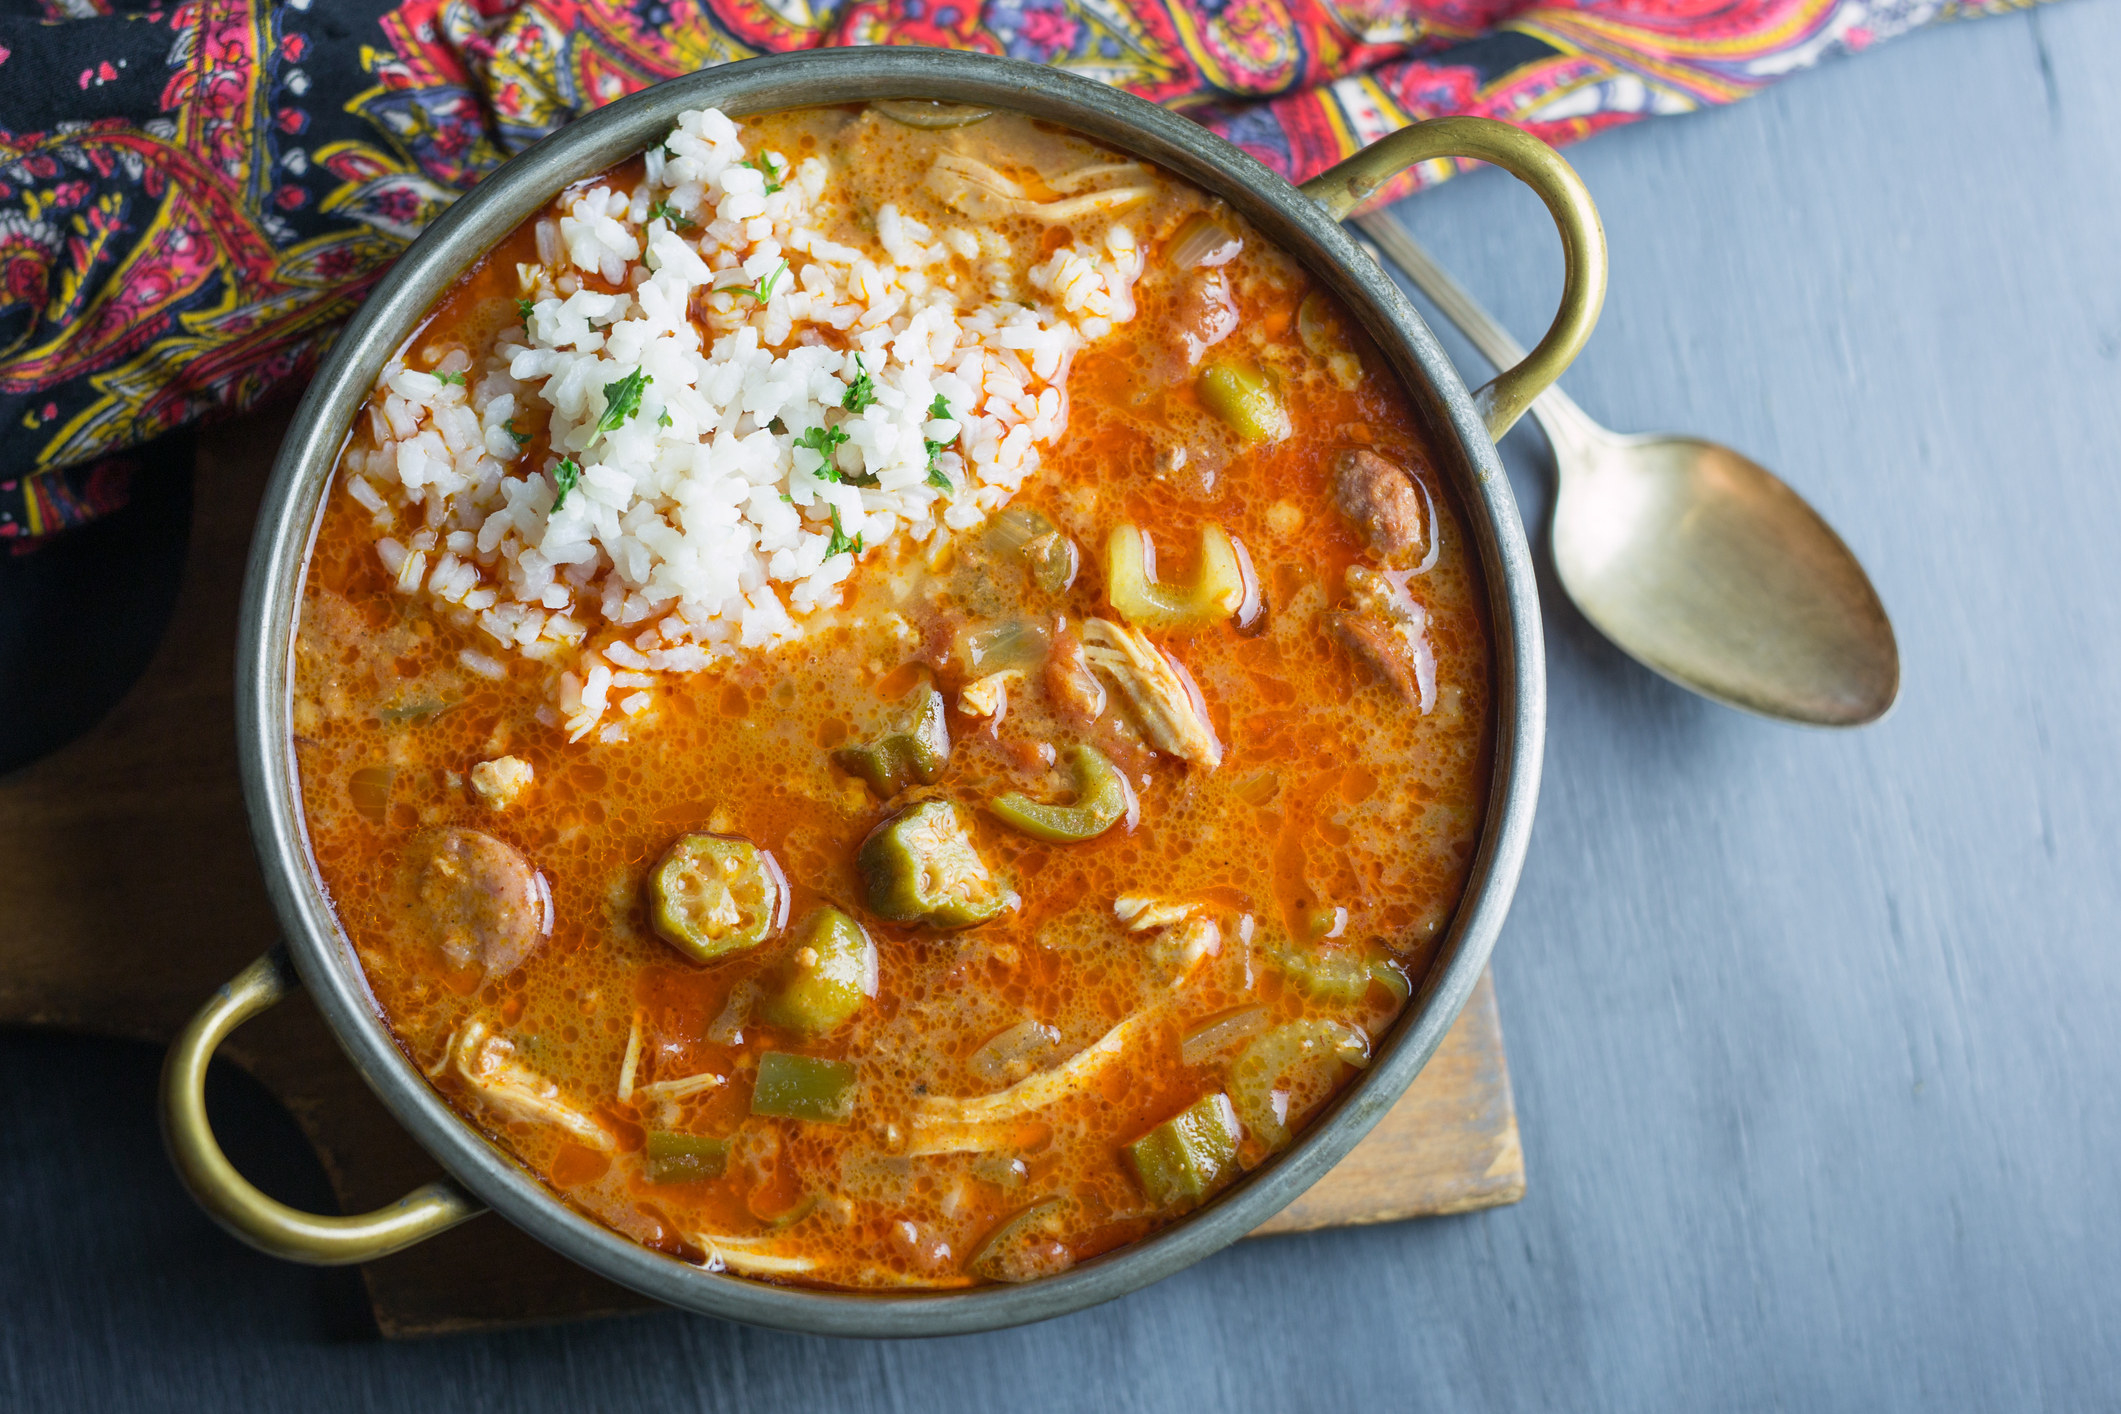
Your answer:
[0,403,1521,1337]
[6,7,2121,1408]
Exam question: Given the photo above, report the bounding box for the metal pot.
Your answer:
[160,46,1601,1337]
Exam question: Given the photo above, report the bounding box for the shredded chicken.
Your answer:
[439,1017,614,1151]
[957,668,1023,720]
[927,152,1151,223]
[633,1071,726,1102]
[615,1009,644,1102]
[1081,618,1222,768]
[1113,895,1200,932]
[911,1011,1153,1129]
[469,754,535,810]
[1329,567,1439,712]
[1046,160,1150,194]
[693,1233,818,1275]
[1153,917,1222,982]
[1045,631,1108,722]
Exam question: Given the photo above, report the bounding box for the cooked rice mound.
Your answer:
[343,107,1146,742]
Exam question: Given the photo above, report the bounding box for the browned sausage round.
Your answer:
[402,828,551,980]
[1333,449,1429,566]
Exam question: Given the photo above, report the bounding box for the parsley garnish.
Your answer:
[435,370,465,386]
[924,395,956,492]
[824,507,863,559]
[515,297,534,321]
[550,457,581,512]
[657,408,673,428]
[842,355,875,413]
[737,260,786,303]
[793,424,850,473]
[646,200,695,228]
[595,369,650,438]
[742,153,785,195]
[794,424,881,486]
[504,418,531,446]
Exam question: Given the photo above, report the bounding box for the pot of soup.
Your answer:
[160,46,1600,1336]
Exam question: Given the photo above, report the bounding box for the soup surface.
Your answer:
[294,102,1491,1290]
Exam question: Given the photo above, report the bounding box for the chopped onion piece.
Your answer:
[1168,211,1244,269]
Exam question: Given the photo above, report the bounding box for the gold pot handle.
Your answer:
[1299,116,1607,442]
[160,946,486,1265]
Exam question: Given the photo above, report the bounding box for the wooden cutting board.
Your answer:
[0,407,1524,1337]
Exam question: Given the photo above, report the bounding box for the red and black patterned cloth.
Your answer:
[0,0,2033,549]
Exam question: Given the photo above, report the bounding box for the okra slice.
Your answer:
[1125,1092,1242,1208]
[989,744,1134,844]
[857,798,1012,928]
[968,1197,1072,1284]
[1104,522,1246,631]
[750,1052,857,1124]
[647,833,788,963]
[760,906,878,1037]
[834,683,950,798]
[642,1132,728,1184]
[1268,939,1413,1005]
[1197,359,1291,444]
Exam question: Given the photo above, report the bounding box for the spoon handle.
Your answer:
[1352,210,1607,453]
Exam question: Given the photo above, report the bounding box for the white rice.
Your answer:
[346,107,1146,742]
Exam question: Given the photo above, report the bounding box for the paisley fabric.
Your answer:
[0,0,2038,547]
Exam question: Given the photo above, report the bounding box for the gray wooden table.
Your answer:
[6,4,2118,1408]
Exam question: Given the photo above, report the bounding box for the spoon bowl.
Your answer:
[1357,210,1900,727]
[1552,428,1898,724]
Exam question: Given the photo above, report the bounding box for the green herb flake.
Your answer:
[922,394,958,492]
[515,297,535,321]
[738,260,786,304]
[551,457,581,513]
[842,355,875,413]
[793,424,851,479]
[646,200,695,228]
[824,507,863,559]
[434,370,466,386]
[657,409,673,428]
[596,369,651,437]
[504,418,532,446]
[742,153,785,195]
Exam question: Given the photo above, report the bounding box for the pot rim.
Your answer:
[234,46,1545,1338]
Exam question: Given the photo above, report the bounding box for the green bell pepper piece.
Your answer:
[750,1052,857,1124]
[642,1132,728,1184]
[857,799,1011,928]
[1125,1092,1242,1208]
[647,833,786,963]
[760,906,877,1037]
[989,744,1132,844]
[834,683,950,797]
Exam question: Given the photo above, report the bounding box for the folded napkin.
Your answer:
[0,0,2029,548]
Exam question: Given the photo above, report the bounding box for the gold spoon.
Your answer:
[1356,211,1900,727]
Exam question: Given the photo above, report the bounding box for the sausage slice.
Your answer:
[404,828,552,979]
[1332,449,1429,566]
